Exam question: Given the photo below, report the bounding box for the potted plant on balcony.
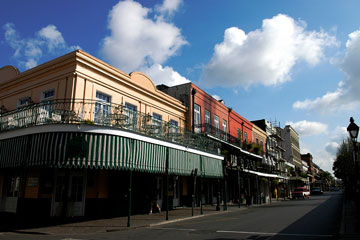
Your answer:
[246,143,254,152]
[82,119,94,125]
[253,145,261,155]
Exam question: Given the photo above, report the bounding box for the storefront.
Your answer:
[0,124,224,218]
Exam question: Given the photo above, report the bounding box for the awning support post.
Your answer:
[127,169,133,227]
[165,147,169,221]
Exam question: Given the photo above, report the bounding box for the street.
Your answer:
[1,191,343,240]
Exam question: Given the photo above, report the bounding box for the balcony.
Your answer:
[0,99,221,154]
[194,123,263,156]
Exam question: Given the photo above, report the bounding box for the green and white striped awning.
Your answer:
[0,132,223,178]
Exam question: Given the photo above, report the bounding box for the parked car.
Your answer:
[311,187,323,195]
[292,187,310,199]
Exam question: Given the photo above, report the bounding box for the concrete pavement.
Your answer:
[339,193,360,239]
[3,193,357,238]
[1,200,283,236]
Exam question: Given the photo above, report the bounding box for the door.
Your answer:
[172,176,180,207]
[51,172,86,217]
[3,176,20,213]
[156,177,163,208]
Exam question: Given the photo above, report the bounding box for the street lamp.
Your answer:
[347,117,359,194]
[347,117,359,143]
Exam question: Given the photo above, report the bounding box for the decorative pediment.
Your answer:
[0,65,20,85]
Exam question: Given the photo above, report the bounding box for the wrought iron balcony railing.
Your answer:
[194,123,263,156]
[194,123,240,144]
[0,99,221,154]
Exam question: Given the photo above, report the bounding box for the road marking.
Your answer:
[217,230,333,238]
[149,227,196,232]
[61,238,88,240]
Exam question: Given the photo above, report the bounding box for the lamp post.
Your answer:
[347,117,359,195]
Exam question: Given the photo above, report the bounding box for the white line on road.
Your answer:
[217,230,333,238]
[148,227,196,232]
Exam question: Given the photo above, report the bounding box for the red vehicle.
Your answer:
[292,187,310,199]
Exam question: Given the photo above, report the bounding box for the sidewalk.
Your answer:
[0,205,242,235]
[1,199,288,236]
[339,195,360,239]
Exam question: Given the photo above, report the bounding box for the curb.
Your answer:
[149,214,206,227]
[149,206,248,227]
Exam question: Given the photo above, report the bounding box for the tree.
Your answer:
[333,140,355,188]
[319,171,334,188]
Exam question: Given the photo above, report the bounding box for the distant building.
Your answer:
[281,125,302,171]
[301,153,315,184]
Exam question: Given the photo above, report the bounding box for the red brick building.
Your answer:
[228,109,253,146]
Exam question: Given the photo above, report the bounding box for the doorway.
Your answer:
[51,172,86,217]
[172,176,180,207]
[156,177,163,208]
[1,176,20,213]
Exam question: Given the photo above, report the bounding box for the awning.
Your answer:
[1,132,224,178]
[242,169,285,179]
[285,162,295,168]
[0,135,29,168]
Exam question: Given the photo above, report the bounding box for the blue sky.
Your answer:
[2,0,360,174]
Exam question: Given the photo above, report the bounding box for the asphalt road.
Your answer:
[1,191,343,240]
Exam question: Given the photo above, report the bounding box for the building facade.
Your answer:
[0,50,224,218]
[160,83,284,206]
[280,125,308,191]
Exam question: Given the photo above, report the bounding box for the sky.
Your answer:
[1,0,360,174]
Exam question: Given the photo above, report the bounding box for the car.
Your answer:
[311,187,323,195]
[292,187,310,199]
[330,186,340,191]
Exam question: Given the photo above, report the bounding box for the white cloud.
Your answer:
[155,0,182,18]
[37,25,66,52]
[212,95,221,101]
[286,120,328,136]
[100,0,187,73]
[3,23,79,70]
[324,126,347,155]
[202,14,337,88]
[325,142,340,155]
[313,149,335,174]
[301,141,334,174]
[332,126,348,142]
[293,29,360,112]
[143,63,190,86]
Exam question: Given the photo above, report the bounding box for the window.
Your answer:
[205,110,211,132]
[237,128,241,141]
[194,104,201,133]
[95,92,111,123]
[17,97,32,126]
[244,132,248,143]
[153,113,162,125]
[222,119,227,140]
[7,176,20,197]
[40,89,55,121]
[169,119,179,133]
[18,97,31,108]
[43,90,55,99]
[153,113,162,134]
[125,102,138,129]
[214,115,220,137]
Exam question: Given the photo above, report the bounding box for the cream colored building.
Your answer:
[251,123,267,155]
[0,50,223,218]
